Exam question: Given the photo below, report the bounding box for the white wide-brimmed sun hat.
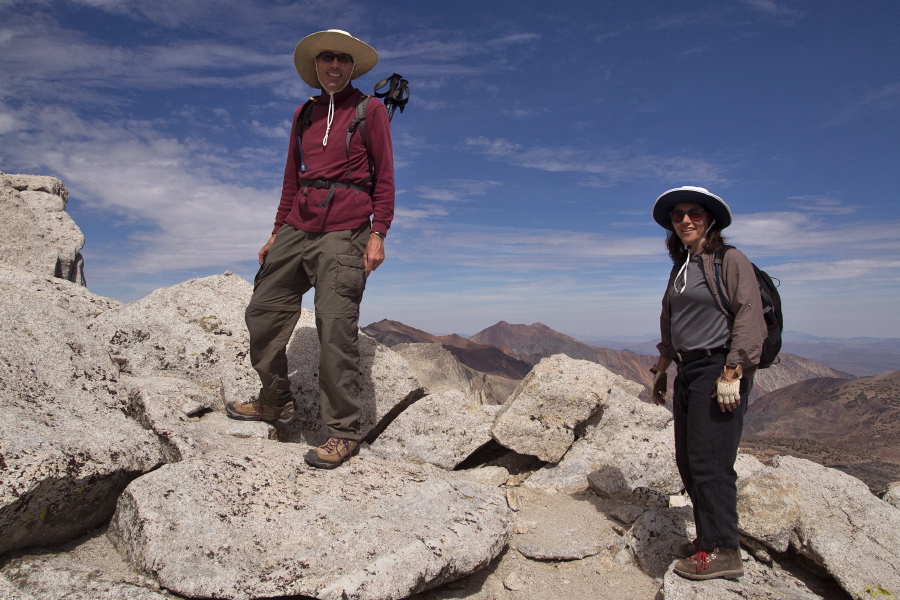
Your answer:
[293,29,379,89]
[652,186,733,231]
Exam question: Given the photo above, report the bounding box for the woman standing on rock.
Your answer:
[649,186,765,581]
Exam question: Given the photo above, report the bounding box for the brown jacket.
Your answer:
[657,247,767,369]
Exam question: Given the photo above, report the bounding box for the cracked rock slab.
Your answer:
[369,389,495,469]
[107,441,512,600]
[737,455,900,599]
[491,355,633,463]
[0,267,165,556]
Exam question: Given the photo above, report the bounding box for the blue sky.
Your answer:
[1,0,899,339]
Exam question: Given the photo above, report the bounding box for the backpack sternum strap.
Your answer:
[302,180,369,209]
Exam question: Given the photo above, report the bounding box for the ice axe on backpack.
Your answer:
[373,73,409,121]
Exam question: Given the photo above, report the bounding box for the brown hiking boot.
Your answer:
[673,547,743,580]
[304,437,359,469]
[674,538,701,559]
[225,397,295,425]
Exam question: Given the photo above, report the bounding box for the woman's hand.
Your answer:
[650,357,672,405]
[712,365,743,412]
[651,370,668,405]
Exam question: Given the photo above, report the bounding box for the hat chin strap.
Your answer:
[316,59,356,147]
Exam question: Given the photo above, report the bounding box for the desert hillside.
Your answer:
[744,371,900,492]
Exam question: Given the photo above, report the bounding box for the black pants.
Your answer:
[672,353,751,551]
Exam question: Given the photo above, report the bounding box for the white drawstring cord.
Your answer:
[674,250,691,293]
[323,93,334,147]
[673,219,715,294]
[315,57,355,148]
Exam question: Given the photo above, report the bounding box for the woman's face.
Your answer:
[671,202,711,250]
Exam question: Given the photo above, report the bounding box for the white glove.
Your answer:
[716,377,741,408]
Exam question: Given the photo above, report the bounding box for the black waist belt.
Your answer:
[302,180,369,208]
[675,347,729,364]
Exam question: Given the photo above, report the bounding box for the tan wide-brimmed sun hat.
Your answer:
[293,29,379,88]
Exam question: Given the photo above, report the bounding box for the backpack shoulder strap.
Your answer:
[296,97,317,174]
[345,94,373,181]
[713,245,735,315]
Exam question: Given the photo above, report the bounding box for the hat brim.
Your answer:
[293,30,378,89]
[652,187,733,231]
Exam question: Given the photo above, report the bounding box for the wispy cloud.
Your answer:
[829,82,900,126]
[741,0,802,18]
[463,137,728,185]
[786,194,856,215]
[729,212,900,262]
[414,180,502,202]
[394,227,661,272]
[0,21,290,95]
[2,103,276,280]
[767,258,900,282]
[63,0,345,40]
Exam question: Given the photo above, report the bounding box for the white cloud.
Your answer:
[0,13,291,98]
[2,104,277,281]
[786,194,856,215]
[730,211,900,258]
[414,180,502,202]
[463,136,728,185]
[250,119,290,139]
[767,258,900,282]
[830,82,900,126]
[741,0,802,18]
[0,112,17,134]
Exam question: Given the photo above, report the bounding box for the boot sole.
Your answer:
[304,450,345,469]
[674,568,744,581]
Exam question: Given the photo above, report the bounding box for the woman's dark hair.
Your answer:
[665,225,727,262]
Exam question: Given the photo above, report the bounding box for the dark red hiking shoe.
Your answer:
[673,547,743,580]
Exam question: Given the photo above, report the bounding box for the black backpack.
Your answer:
[713,246,783,369]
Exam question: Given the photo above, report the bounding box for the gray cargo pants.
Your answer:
[245,223,369,440]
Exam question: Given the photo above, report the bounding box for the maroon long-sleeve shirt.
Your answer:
[273,85,395,236]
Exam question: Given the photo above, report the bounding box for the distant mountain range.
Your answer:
[361,320,531,380]
[363,319,900,491]
[364,320,851,403]
[579,331,899,377]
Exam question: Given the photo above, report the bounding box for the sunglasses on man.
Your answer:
[316,52,353,64]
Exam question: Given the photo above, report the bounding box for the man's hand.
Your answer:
[258,234,277,265]
[364,233,385,278]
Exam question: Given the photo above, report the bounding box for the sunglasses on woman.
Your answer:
[670,208,707,223]
[316,52,353,64]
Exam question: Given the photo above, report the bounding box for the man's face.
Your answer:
[315,51,354,93]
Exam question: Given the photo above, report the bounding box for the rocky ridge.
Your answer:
[2,173,899,600]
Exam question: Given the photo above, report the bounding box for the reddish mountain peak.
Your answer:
[470,321,580,347]
[362,320,437,344]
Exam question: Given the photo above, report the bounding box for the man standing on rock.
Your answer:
[226,30,394,469]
